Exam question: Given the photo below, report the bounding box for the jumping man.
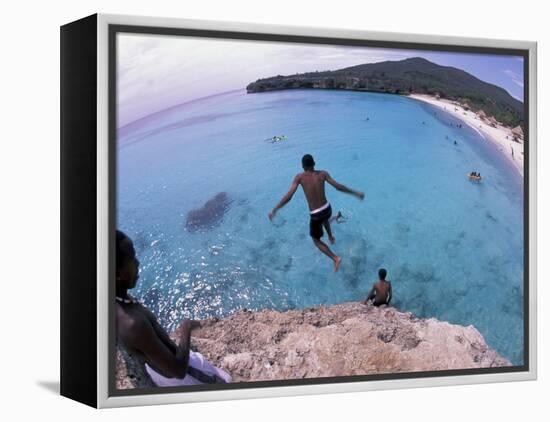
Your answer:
[268,154,364,272]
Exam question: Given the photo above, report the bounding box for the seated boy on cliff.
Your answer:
[363,268,392,306]
[115,230,231,386]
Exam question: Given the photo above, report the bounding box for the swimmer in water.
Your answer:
[330,211,347,224]
[268,154,364,272]
[265,135,287,143]
[468,172,482,181]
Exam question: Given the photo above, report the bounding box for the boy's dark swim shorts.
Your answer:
[309,203,332,239]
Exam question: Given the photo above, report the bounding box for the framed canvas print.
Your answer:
[60,13,537,408]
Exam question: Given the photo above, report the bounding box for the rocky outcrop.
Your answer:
[116,302,510,388]
[512,125,524,140]
[116,343,155,389]
[477,109,488,120]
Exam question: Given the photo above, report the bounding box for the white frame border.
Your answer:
[96,13,537,408]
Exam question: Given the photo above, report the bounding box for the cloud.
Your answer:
[116,34,420,127]
[502,69,524,88]
[117,33,526,127]
[511,79,524,88]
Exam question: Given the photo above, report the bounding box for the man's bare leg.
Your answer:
[313,238,342,272]
[323,220,335,245]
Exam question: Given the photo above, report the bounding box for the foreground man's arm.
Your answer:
[126,315,193,379]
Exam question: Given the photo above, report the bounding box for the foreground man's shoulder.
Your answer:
[119,306,150,330]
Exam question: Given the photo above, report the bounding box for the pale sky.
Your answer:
[117,33,524,128]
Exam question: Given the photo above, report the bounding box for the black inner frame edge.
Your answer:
[107,23,530,398]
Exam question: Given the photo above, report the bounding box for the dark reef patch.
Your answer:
[485,211,499,223]
[343,255,367,288]
[275,256,293,273]
[186,192,232,233]
[132,230,150,252]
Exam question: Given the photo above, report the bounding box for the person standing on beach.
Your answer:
[268,154,364,272]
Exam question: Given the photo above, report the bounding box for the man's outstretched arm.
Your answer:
[324,171,365,200]
[363,285,376,305]
[124,315,192,379]
[269,175,300,220]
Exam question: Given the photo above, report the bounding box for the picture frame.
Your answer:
[60,13,537,408]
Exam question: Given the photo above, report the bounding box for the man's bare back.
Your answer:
[117,302,176,372]
[364,268,392,306]
[296,170,330,211]
[367,280,392,306]
[291,170,365,211]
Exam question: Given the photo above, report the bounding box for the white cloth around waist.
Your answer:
[310,202,330,215]
[145,350,232,387]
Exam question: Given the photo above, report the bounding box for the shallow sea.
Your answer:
[117,89,524,365]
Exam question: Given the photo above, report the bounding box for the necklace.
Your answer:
[115,296,141,305]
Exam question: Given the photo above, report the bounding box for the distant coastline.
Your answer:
[246,60,525,177]
[408,94,524,177]
[246,57,524,130]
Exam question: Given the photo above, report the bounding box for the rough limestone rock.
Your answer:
[116,302,510,387]
[512,125,524,139]
[186,302,510,381]
[116,344,155,389]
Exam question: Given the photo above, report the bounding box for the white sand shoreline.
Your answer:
[407,94,524,177]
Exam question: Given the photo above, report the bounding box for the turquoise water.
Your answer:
[117,89,524,365]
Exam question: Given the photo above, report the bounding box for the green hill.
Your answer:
[246,57,523,128]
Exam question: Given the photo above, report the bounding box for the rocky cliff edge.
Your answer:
[116,302,510,389]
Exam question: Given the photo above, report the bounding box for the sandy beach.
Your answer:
[408,94,524,177]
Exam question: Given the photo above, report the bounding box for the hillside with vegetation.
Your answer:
[246,57,523,128]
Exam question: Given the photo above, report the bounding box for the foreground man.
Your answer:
[115,230,231,386]
[269,154,364,272]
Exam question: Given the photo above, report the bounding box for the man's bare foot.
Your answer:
[333,256,342,272]
[329,235,335,245]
